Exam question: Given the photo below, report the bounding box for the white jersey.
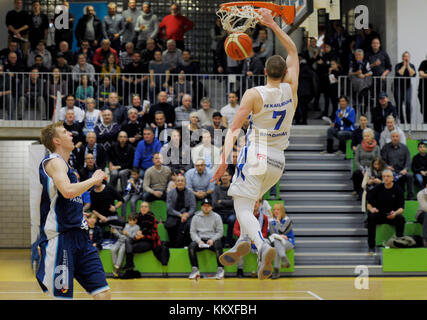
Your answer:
[248,82,295,151]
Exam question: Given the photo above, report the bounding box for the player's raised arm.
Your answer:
[45,158,107,199]
[257,8,299,94]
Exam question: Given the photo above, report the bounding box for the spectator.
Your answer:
[313,42,336,115]
[234,198,268,278]
[205,111,227,147]
[75,5,103,50]
[349,49,372,115]
[418,57,427,123]
[59,95,85,123]
[127,94,149,120]
[0,65,13,120]
[173,71,193,106]
[75,74,94,109]
[121,52,149,105]
[152,111,170,145]
[351,114,370,152]
[6,0,30,57]
[379,115,406,148]
[142,153,171,202]
[148,91,175,127]
[394,51,416,124]
[90,180,125,237]
[160,129,192,175]
[212,170,236,248]
[416,186,427,247]
[412,141,427,189]
[174,94,195,128]
[191,131,221,172]
[104,92,127,125]
[330,23,351,73]
[123,201,170,278]
[27,1,49,51]
[123,169,144,214]
[149,50,171,100]
[165,175,196,248]
[74,40,93,63]
[110,214,140,277]
[101,53,121,85]
[185,159,215,201]
[29,54,50,73]
[197,98,215,129]
[162,39,183,72]
[186,112,202,148]
[188,198,224,280]
[119,42,135,69]
[253,28,273,64]
[18,68,46,120]
[78,153,99,183]
[63,109,85,150]
[27,41,52,71]
[94,109,121,152]
[82,98,101,136]
[102,2,124,53]
[296,55,317,125]
[356,24,381,54]
[87,213,103,250]
[322,96,355,154]
[133,127,162,178]
[135,2,159,51]
[175,49,201,86]
[268,203,295,279]
[98,76,115,106]
[121,0,141,50]
[55,41,74,66]
[352,128,380,199]
[108,131,135,192]
[302,37,321,70]
[141,38,161,65]
[362,158,387,212]
[93,39,119,72]
[366,169,405,254]
[54,1,74,50]
[0,41,23,66]
[72,54,96,83]
[372,92,398,139]
[76,131,107,171]
[53,52,72,74]
[158,3,194,50]
[210,17,227,70]
[220,92,240,128]
[242,50,265,88]
[381,131,414,200]
[366,37,392,99]
[121,107,144,148]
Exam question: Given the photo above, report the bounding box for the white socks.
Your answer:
[234,197,265,250]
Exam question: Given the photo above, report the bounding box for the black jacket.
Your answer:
[107,142,135,169]
[371,102,398,133]
[412,153,427,175]
[75,14,103,45]
[76,143,108,170]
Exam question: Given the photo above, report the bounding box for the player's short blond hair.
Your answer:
[40,122,64,153]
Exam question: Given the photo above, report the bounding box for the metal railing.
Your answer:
[0,72,266,122]
[338,75,427,132]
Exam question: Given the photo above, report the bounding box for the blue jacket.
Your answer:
[334,106,355,132]
[133,138,162,170]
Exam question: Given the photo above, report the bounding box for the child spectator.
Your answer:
[123,169,144,214]
[98,76,116,106]
[268,203,295,279]
[412,141,427,189]
[75,74,94,109]
[82,98,101,136]
[87,213,103,250]
[110,214,140,278]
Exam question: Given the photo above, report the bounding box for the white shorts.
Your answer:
[228,144,285,200]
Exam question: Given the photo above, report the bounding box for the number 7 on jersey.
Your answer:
[272,110,287,130]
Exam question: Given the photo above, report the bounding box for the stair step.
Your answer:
[293,228,367,236]
[289,135,325,144]
[294,252,380,265]
[284,152,345,161]
[282,192,356,201]
[287,143,324,151]
[290,215,364,228]
[295,238,366,248]
[286,204,361,213]
[282,171,352,181]
[280,182,353,191]
[285,162,351,170]
[284,199,361,206]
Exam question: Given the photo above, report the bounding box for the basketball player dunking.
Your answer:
[37,122,111,299]
[212,8,299,280]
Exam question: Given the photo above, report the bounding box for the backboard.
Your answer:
[277,0,314,34]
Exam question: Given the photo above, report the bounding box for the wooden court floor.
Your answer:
[2,249,427,300]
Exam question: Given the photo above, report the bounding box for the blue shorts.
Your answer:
[36,229,109,299]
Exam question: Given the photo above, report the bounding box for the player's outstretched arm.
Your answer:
[257,8,299,94]
[45,158,107,199]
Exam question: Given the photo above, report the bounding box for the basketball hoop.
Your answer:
[216,1,296,33]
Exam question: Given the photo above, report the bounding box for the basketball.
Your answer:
[224,32,253,61]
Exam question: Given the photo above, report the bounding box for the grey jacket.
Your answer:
[166,187,196,218]
[190,210,223,243]
[380,142,411,172]
[355,144,380,170]
[112,223,140,243]
[121,8,141,43]
[135,12,159,41]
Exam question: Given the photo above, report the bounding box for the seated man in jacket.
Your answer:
[108,131,135,193]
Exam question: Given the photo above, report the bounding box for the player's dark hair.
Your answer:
[266,55,287,80]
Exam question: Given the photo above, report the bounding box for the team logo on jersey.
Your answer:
[257,153,267,161]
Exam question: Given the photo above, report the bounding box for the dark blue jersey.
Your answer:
[39,153,88,240]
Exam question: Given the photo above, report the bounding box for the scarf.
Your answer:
[361,139,377,152]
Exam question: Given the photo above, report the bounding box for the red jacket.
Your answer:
[159,14,194,41]
[233,213,269,239]
[92,47,119,68]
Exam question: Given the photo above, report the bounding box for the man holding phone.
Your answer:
[366,169,405,254]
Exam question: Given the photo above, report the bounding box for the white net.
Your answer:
[216,5,262,33]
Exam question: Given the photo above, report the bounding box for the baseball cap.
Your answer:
[201,198,212,206]
[379,92,388,99]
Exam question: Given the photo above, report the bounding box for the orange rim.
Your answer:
[220,1,296,25]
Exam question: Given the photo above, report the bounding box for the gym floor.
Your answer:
[1,249,427,300]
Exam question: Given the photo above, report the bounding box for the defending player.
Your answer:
[211,8,299,280]
[37,122,111,299]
